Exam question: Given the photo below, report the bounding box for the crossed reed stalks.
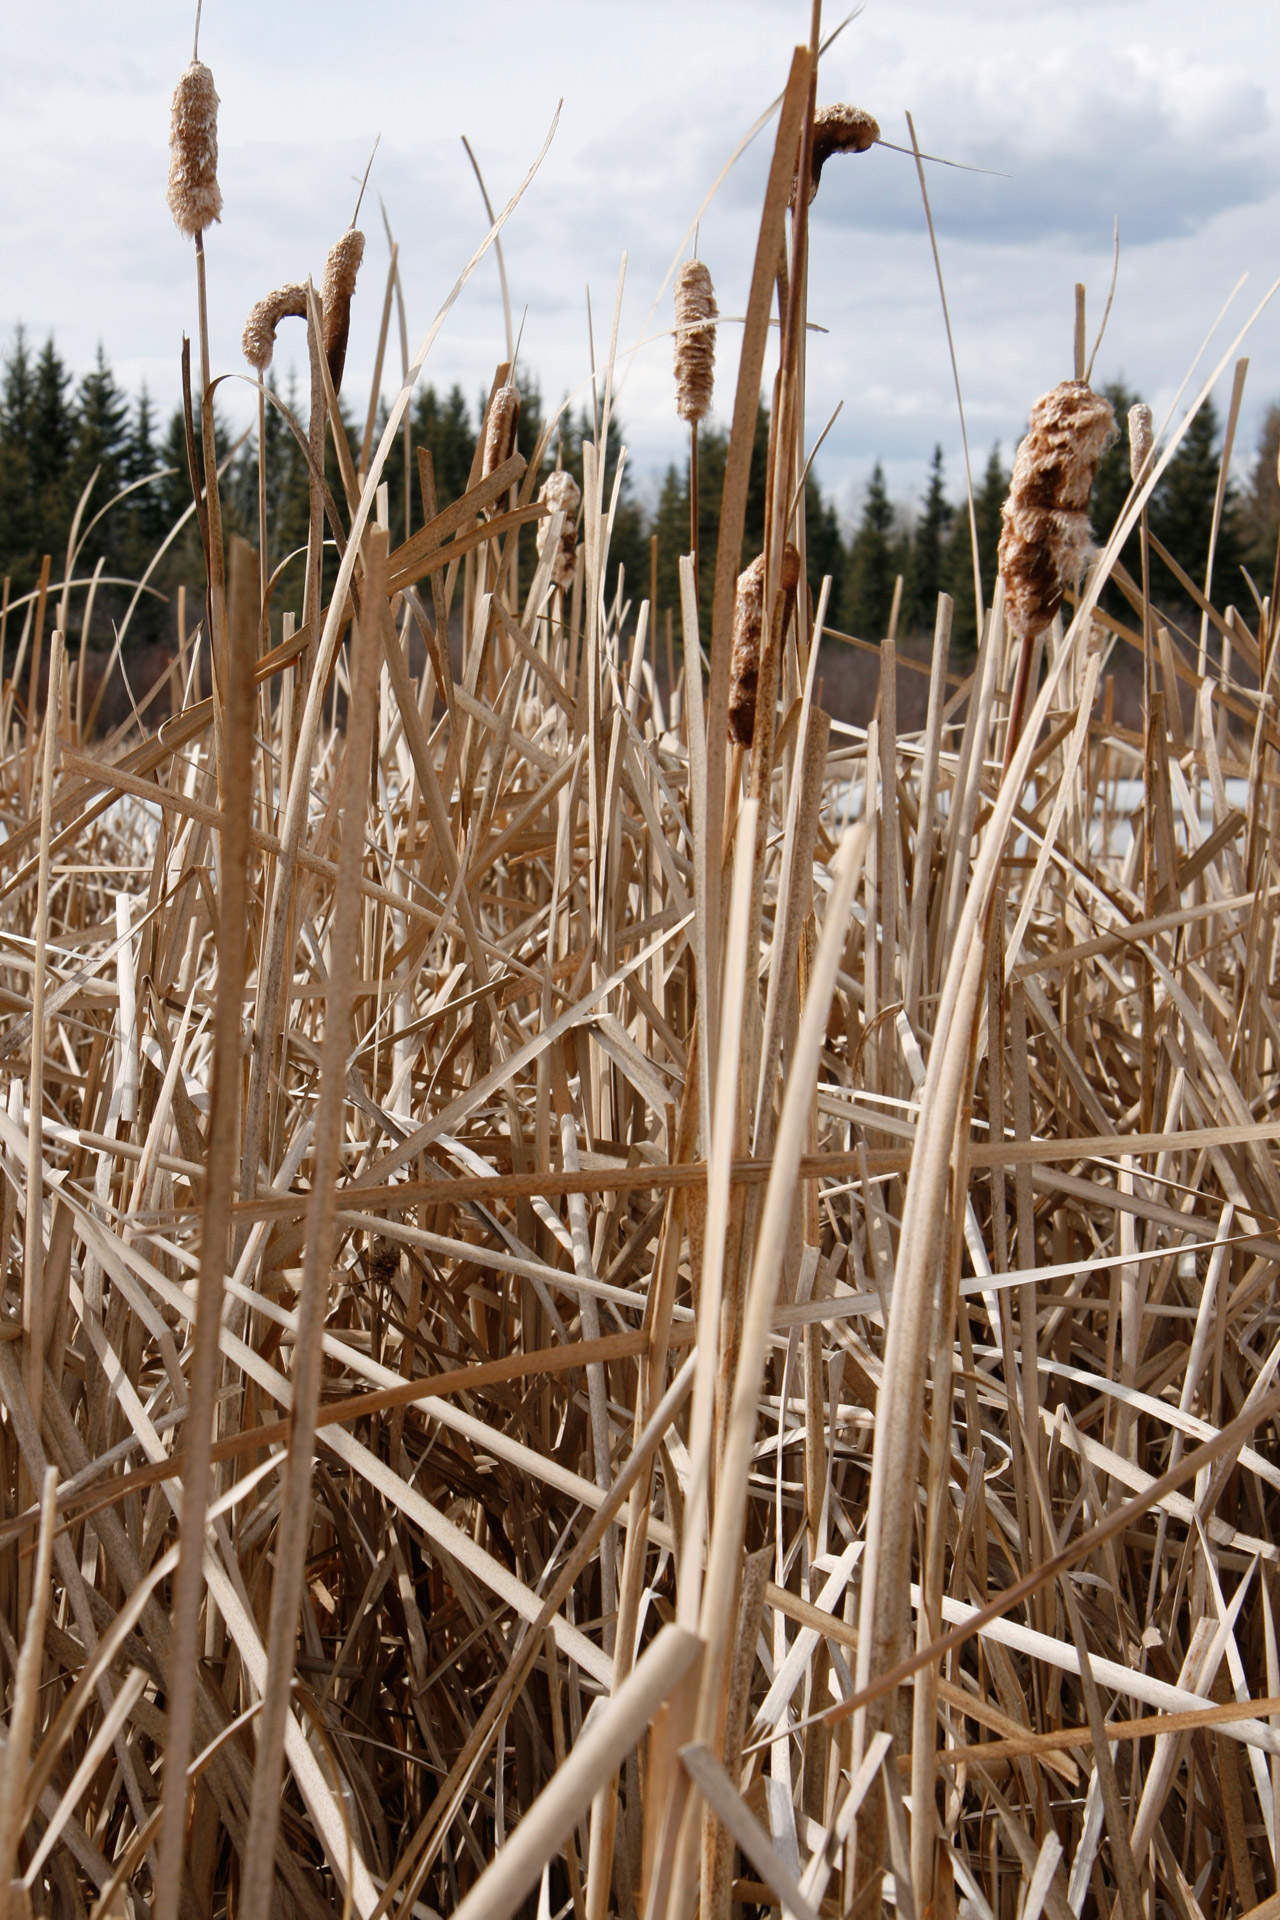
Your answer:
[1,17,1279,1920]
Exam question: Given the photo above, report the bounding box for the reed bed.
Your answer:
[3,21,1280,1920]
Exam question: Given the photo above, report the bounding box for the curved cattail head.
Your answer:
[1129,403,1154,486]
[242,284,308,373]
[537,469,582,591]
[674,260,717,426]
[483,384,522,481]
[998,380,1117,644]
[321,228,365,393]
[166,60,223,237]
[800,103,880,205]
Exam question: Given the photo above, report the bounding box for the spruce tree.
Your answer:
[804,473,844,608]
[1243,403,1279,584]
[1085,380,1141,618]
[29,335,74,503]
[0,328,37,590]
[1150,396,1243,611]
[840,461,902,639]
[904,444,952,636]
[943,444,1008,652]
[413,383,477,512]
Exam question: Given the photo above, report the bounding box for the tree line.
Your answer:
[837,383,1280,652]
[0,332,1276,671]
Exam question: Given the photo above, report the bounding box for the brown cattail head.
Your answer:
[1129,403,1154,486]
[242,284,308,373]
[998,380,1117,643]
[321,228,365,394]
[799,103,880,205]
[166,60,223,237]
[674,261,717,426]
[728,556,765,747]
[537,470,582,591]
[483,384,521,484]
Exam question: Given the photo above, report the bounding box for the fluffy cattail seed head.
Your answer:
[483,385,522,485]
[166,60,223,237]
[321,228,365,394]
[800,103,880,204]
[998,380,1117,644]
[537,470,582,591]
[674,261,717,426]
[1129,403,1154,486]
[242,284,308,373]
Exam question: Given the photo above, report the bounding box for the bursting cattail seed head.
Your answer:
[321,228,365,394]
[1129,403,1154,486]
[727,544,800,748]
[998,380,1117,644]
[728,556,765,747]
[483,384,522,482]
[166,60,223,237]
[537,470,582,591]
[801,103,880,204]
[673,260,717,426]
[242,284,308,373]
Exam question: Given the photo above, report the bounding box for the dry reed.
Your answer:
[3,25,1280,1920]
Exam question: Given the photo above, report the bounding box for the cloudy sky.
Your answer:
[3,1,1280,523]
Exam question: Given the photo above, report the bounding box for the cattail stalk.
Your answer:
[674,260,717,587]
[167,55,227,757]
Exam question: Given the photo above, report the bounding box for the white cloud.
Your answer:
[1,0,1278,524]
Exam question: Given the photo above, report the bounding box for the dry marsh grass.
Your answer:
[3,17,1280,1920]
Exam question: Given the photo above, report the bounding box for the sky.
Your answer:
[3,1,1280,525]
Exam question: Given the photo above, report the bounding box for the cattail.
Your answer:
[483,384,522,482]
[537,470,582,590]
[998,380,1117,644]
[166,61,223,237]
[674,261,717,426]
[800,104,880,205]
[1129,402,1154,485]
[727,545,801,747]
[321,228,365,393]
[728,557,765,747]
[242,284,308,373]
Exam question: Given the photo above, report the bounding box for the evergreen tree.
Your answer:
[69,346,131,562]
[903,444,952,635]
[1087,379,1142,619]
[29,335,74,503]
[0,328,37,589]
[650,397,771,638]
[840,462,904,639]
[1243,402,1280,585]
[1149,396,1243,612]
[804,472,844,609]
[413,383,477,514]
[943,444,1008,652]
